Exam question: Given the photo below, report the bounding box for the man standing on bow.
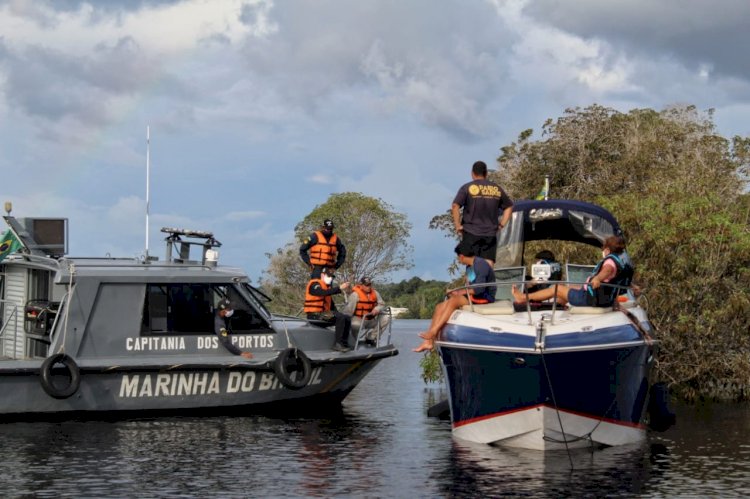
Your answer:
[299,219,347,278]
[452,161,513,268]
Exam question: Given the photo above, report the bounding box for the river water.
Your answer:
[0,320,748,497]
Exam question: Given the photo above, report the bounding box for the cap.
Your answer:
[320,267,334,277]
[217,298,232,310]
[360,276,372,286]
[323,219,334,229]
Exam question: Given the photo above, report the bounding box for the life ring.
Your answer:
[40,353,81,399]
[273,348,312,390]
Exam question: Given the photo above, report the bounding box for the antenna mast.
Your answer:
[145,126,151,258]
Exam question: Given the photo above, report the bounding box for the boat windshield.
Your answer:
[240,283,273,321]
[496,199,622,268]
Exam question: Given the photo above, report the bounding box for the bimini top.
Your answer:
[495,199,623,267]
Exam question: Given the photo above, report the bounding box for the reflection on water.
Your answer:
[439,439,668,497]
[0,320,748,497]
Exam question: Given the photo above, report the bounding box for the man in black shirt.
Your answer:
[452,161,513,267]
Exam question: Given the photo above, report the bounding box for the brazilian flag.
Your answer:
[0,229,22,262]
[535,177,550,200]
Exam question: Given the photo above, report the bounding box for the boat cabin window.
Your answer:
[493,267,525,301]
[28,269,51,301]
[565,264,596,285]
[241,283,273,321]
[141,283,273,335]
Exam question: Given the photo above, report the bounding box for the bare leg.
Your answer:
[417,295,469,342]
[512,284,570,304]
[418,300,450,340]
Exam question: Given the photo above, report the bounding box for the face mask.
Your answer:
[602,249,608,259]
[323,276,333,285]
[224,309,234,318]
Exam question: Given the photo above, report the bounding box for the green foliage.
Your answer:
[418,350,444,384]
[485,103,750,401]
[260,192,413,316]
[378,277,448,319]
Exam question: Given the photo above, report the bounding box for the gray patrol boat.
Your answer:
[0,211,397,418]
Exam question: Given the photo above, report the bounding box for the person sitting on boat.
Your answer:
[512,235,633,307]
[299,219,347,279]
[304,267,353,352]
[413,243,497,353]
[344,275,391,346]
[214,298,254,359]
[525,249,563,294]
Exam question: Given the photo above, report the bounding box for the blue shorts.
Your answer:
[567,287,591,306]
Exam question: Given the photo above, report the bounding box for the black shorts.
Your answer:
[462,232,498,261]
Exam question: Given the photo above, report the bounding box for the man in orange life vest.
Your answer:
[345,276,390,346]
[299,219,347,278]
[304,267,353,352]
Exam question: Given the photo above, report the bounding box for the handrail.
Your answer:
[446,279,636,325]
[1,253,61,271]
[353,306,393,349]
[0,300,19,359]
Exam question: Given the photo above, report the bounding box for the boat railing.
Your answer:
[292,305,394,349]
[0,299,21,359]
[2,253,61,271]
[448,279,636,325]
[353,306,393,349]
[59,258,225,270]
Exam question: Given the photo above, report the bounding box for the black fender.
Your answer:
[273,348,312,390]
[40,353,81,399]
[647,382,676,432]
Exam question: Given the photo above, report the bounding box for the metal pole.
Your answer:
[145,126,151,258]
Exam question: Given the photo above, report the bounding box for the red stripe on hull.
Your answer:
[453,403,646,430]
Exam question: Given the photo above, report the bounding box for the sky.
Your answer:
[1,0,749,284]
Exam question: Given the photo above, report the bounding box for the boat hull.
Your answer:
[439,338,654,450]
[0,353,392,418]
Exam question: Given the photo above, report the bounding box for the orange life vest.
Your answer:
[309,231,338,267]
[352,285,378,317]
[304,278,332,313]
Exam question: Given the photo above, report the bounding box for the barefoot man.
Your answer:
[413,244,496,352]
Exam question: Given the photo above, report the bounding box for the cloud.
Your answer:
[523,0,750,82]
[0,0,269,135]
[236,0,517,140]
[307,174,332,185]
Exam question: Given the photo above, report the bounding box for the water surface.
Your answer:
[0,320,748,497]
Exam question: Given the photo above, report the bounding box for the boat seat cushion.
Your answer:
[569,298,637,314]
[461,301,514,315]
[568,305,610,314]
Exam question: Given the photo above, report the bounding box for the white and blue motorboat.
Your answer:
[437,199,658,450]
